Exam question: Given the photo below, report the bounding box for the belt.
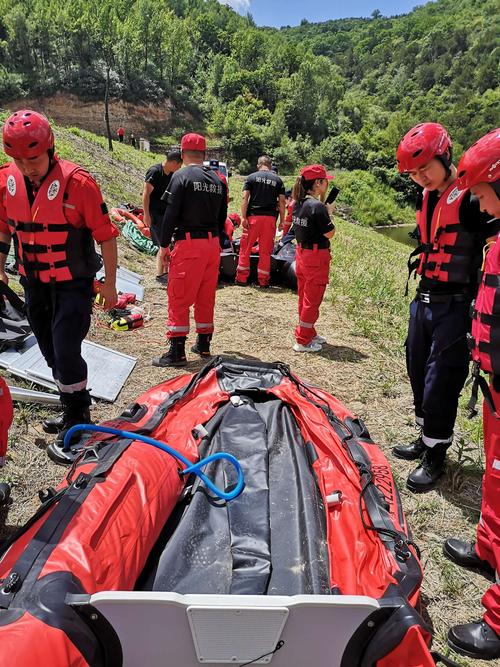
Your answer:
[298,242,329,250]
[175,230,218,240]
[416,291,468,304]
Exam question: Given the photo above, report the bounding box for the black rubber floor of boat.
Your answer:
[141,395,330,596]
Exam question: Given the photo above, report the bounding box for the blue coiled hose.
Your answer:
[63,424,245,501]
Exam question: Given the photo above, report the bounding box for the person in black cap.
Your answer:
[152,133,228,367]
[142,150,182,283]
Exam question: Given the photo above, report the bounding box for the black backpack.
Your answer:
[0,281,31,350]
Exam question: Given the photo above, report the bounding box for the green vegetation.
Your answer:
[1,0,497,188]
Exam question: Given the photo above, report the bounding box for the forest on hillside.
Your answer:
[0,0,498,201]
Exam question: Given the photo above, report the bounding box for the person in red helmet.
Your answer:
[292,164,335,353]
[236,155,285,288]
[153,132,227,367]
[441,129,500,661]
[0,110,119,465]
[393,123,499,492]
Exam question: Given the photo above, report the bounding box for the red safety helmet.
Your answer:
[457,129,500,190]
[2,110,54,159]
[228,213,241,227]
[396,122,451,173]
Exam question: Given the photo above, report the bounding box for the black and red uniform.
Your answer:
[0,157,118,414]
[468,229,500,633]
[236,170,285,286]
[293,196,334,345]
[406,184,497,448]
[159,164,227,339]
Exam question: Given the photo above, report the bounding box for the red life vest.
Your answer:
[414,183,475,284]
[470,231,500,374]
[4,159,99,283]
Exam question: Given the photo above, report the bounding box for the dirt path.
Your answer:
[3,249,489,665]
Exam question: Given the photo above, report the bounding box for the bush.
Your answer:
[334,170,415,227]
[313,134,368,171]
[237,159,252,174]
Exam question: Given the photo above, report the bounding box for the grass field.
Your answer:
[0,125,492,666]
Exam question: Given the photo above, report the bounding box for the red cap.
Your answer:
[300,164,334,181]
[181,133,206,151]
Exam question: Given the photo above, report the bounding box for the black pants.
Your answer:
[150,211,163,248]
[406,296,471,446]
[21,278,93,409]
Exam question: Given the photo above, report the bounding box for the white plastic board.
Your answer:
[89,592,380,667]
[0,338,136,402]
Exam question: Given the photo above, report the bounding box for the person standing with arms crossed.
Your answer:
[142,149,182,283]
[442,129,500,662]
[0,110,119,465]
[153,133,227,367]
[236,155,285,288]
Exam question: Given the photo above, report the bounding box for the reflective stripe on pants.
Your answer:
[236,215,277,286]
[294,246,331,345]
[20,277,92,407]
[167,236,220,339]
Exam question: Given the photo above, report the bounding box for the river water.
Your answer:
[375,224,417,248]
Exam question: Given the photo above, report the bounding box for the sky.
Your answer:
[218,0,430,27]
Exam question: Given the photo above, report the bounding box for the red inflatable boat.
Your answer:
[0,358,439,666]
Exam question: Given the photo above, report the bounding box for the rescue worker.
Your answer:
[442,129,500,661]
[221,212,241,250]
[236,155,285,288]
[292,164,335,353]
[393,122,498,492]
[153,133,227,367]
[142,149,182,283]
[277,189,296,249]
[0,110,119,464]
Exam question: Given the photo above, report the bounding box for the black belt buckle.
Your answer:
[418,292,431,304]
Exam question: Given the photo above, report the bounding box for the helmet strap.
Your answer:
[436,150,452,180]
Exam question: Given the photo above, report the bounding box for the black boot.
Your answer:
[443,539,496,580]
[448,620,500,660]
[406,442,448,493]
[152,337,187,368]
[392,436,426,461]
[46,405,92,466]
[191,334,212,358]
[42,413,66,434]
[43,390,90,434]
